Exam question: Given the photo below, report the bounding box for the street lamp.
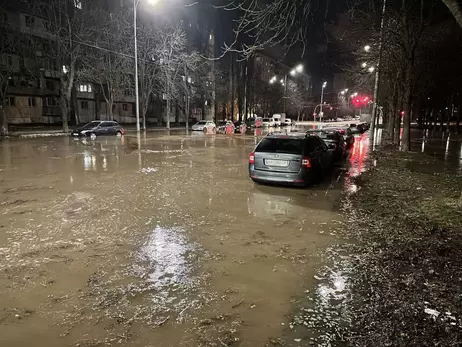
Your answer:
[368,66,375,73]
[296,64,303,73]
[364,45,371,52]
[361,62,367,68]
[134,0,160,132]
[319,81,327,121]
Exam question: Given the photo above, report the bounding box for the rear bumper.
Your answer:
[249,167,312,186]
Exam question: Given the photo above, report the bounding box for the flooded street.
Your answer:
[0,131,354,347]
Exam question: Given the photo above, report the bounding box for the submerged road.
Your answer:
[0,131,371,346]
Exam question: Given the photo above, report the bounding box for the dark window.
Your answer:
[28,97,36,107]
[7,97,15,106]
[45,80,54,91]
[101,122,113,128]
[122,103,128,111]
[81,101,88,109]
[2,12,8,23]
[7,56,13,66]
[46,97,57,106]
[25,15,35,27]
[256,138,303,155]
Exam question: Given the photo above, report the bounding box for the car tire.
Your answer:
[90,133,97,140]
[116,131,122,138]
[203,127,207,134]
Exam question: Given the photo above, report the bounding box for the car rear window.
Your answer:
[262,118,270,122]
[256,138,303,155]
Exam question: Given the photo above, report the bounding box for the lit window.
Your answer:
[74,0,82,9]
[78,84,92,93]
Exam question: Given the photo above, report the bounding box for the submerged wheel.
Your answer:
[116,131,122,138]
[90,133,97,140]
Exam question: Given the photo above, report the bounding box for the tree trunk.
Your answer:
[71,84,80,125]
[108,101,113,121]
[166,97,170,129]
[0,107,8,136]
[401,64,413,151]
[60,94,69,133]
[442,0,462,28]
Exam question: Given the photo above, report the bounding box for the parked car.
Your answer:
[246,117,263,128]
[217,120,235,134]
[72,121,125,140]
[262,118,275,127]
[248,132,333,186]
[234,120,248,134]
[192,120,216,133]
[307,129,346,162]
[272,114,282,126]
[282,118,293,126]
[326,126,355,148]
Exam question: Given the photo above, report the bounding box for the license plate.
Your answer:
[265,159,289,167]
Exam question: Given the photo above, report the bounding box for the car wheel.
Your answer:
[116,131,123,138]
[90,133,97,140]
[211,127,216,134]
[203,127,207,134]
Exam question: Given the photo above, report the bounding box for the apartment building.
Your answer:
[0,0,219,127]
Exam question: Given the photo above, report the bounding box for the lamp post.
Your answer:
[270,64,304,115]
[134,0,160,132]
[319,81,327,121]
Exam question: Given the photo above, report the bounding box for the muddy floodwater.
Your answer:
[0,131,366,346]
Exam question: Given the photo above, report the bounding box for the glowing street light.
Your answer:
[290,69,296,76]
[296,64,303,73]
[364,45,371,52]
[280,79,284,84]
[361,62,367,68]
[368,66,375,73]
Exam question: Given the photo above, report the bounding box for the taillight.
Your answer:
[249,152,255,164]
[301,157,311,168]
[121,128,125,135]
[339,129,345,135]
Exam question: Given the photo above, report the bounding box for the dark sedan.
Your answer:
[306,129,346,162]
[71,121,125,140]
[249,133,333,186]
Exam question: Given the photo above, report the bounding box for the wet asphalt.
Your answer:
[0,128,459,347]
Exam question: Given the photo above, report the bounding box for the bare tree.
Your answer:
[32,0,97,132]
[79,11,132,122]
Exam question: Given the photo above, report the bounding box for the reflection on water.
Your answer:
[137,225,195,289]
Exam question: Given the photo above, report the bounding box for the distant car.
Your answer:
[192,120,216,133]
[246,117,263,128]
[307,129,346,162]
[248,132,333,186]
[336,117,344,122]
[217,120,235,134]
[262,118,275,127]
[234,120,248,134]
[326,126,355,148]
[282,118,293,126]
[272,114,282,126]
[71,121,124,140]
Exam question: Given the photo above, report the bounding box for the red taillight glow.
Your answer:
[301,157,311,168]
[339,129,345,135]
[121,128,125,135]
[249,152,255,164]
